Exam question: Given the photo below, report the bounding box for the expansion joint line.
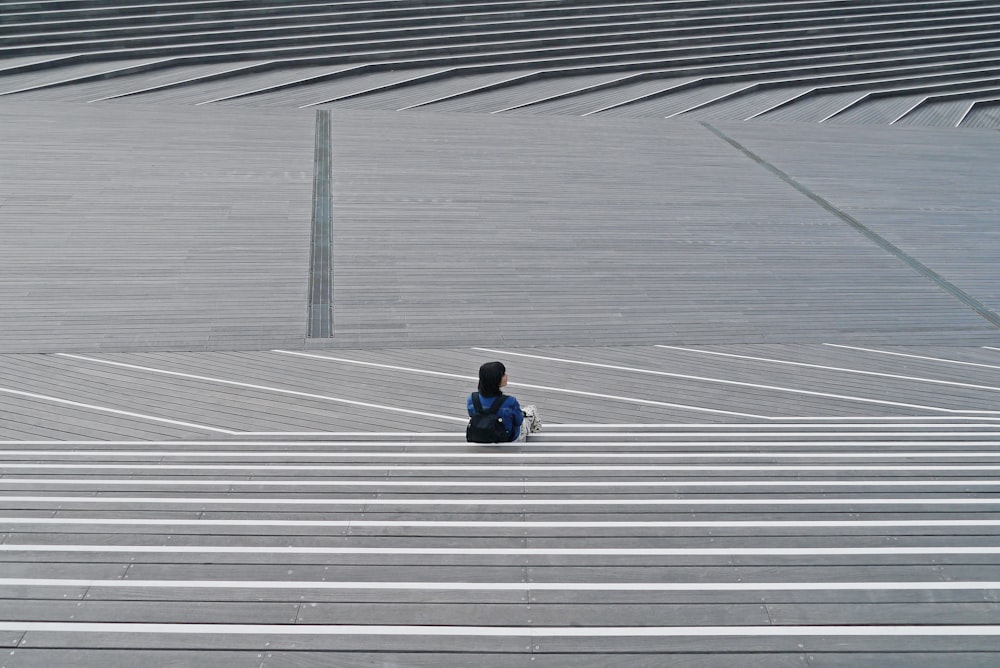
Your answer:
[308,109,333,338]
[700,121,1000,330]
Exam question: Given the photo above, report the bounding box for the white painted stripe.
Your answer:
[3,496,998,507]
[655,344,1000,393]
[1,579,998,592]
[5,438,1000,449]
[774,416,1000,422]
[4,544,1000,556]
[6,424,1000,443]
[744,87,814,120]
[2,518,999,528]
[15,424,1000,437]
[274,350,766,419]
[531,436,1000,444]
[1,621,1000,636]
[274,349,475,381]
[6,438,1000,450]
[0,437,462,444]
[396,71,539,111]
[234,432,440,437]
[5,449,1000,459]
[546,422,1000,429]
[825,344,1000,371]
[818,92,869,123]
[298,68,458,108]
[0,386,234,434]
[87,61,271,102]
[581,77,705,116]
[955,99,977,128]
[195,65,364,104]
[0,58,176,96]
[2,478,996,488]
[491,72,646,113]
[0,55,78,74]
[474,347,1000,415]
[56,353,466,423]
[10,621,994,636]
[888,96,927,124]
[4,462,1000,471]
[663,83,757,119]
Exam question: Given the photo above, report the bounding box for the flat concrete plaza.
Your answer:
[2,100,999,352]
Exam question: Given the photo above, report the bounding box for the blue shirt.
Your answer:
[467,393,524,441]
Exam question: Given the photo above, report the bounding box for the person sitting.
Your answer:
[466,361,540,443]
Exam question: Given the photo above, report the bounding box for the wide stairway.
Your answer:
[3,421,1000,665]
[1,0,999,127]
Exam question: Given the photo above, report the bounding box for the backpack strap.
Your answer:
[473,392,506,414]
[488,393,506,414]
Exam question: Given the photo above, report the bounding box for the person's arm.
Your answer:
[508,397,524,429]
[505,397,524,442]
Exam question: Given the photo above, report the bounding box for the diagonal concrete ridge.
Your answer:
[702,121,1000,330]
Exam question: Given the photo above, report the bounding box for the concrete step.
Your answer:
[3,1,998,66]
[7,2,997,43]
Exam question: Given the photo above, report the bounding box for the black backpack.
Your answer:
[466,392,510,443]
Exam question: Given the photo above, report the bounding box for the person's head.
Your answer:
[478,361,507,397]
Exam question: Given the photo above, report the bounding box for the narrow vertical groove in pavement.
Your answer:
[308,109,333,338]
[700,121,1000,331]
